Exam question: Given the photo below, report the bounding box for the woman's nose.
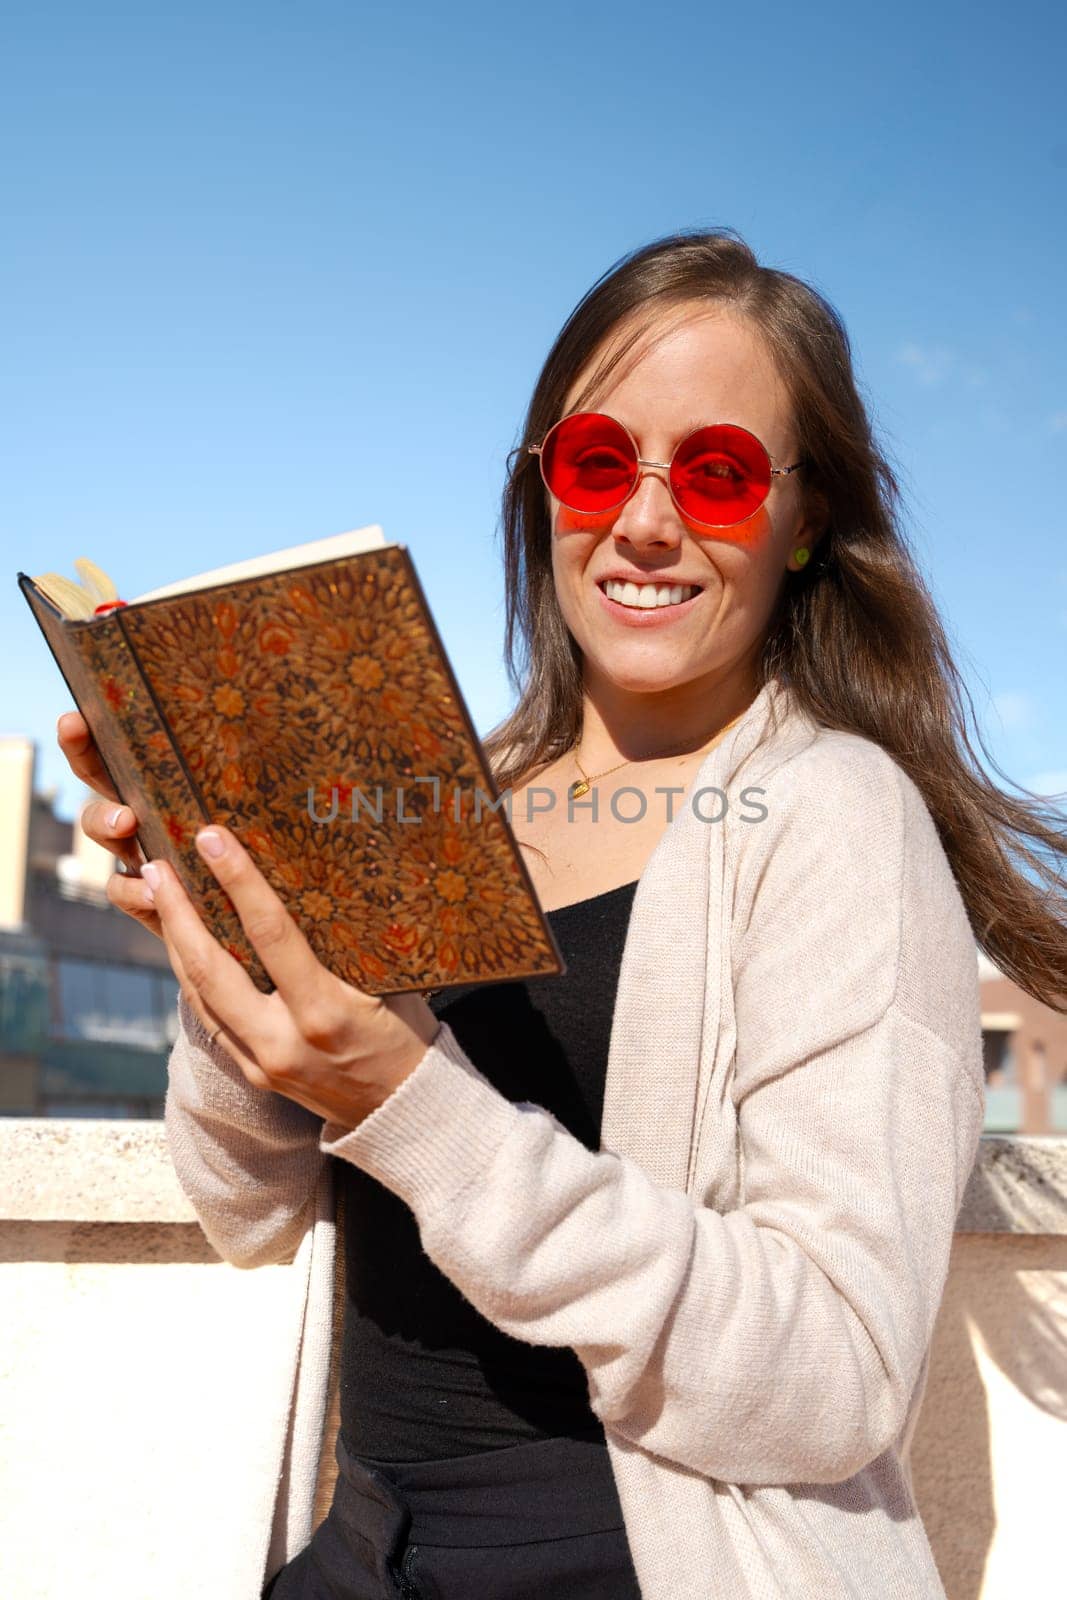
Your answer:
[610,468,684,547]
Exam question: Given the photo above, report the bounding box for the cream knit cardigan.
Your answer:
[164,675,987,1599]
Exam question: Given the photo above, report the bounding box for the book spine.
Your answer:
[100,611,270,991]
[17,574,269,993]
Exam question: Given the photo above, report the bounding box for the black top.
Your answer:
[335,877,640,1462]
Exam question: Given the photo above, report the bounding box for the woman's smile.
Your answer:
[593,575,706,626]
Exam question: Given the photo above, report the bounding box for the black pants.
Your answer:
[261,1428,642,1599]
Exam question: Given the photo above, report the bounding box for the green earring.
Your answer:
[794,547,810,567]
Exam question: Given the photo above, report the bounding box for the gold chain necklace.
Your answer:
[569,707,749,799]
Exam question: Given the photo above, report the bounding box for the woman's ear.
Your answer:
[785,490,830,573]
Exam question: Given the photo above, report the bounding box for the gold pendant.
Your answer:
[571,780,590,798]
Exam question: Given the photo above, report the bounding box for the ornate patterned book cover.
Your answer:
[19,548,565,997]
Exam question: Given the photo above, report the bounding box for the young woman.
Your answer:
[59,229,1066,1599]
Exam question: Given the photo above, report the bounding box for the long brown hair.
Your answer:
[481,227,1066,1012]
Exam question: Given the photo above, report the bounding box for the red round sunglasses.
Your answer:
[529,411,807,530]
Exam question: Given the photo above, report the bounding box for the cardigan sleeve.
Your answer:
[164,991,326,1269]
[316,740,986,1485]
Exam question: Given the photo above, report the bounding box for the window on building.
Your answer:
[51,959,180,1051]
[982,1028,1015,1085]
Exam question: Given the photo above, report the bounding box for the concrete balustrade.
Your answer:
[1,1123,1065,1600]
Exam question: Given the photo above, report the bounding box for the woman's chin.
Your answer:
[584,649,717,697]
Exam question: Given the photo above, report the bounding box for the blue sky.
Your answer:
[3,0,1065,821]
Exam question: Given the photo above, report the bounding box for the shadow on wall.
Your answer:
[912,1139,1067,1599]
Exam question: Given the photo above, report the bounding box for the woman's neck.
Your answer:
[574,671,760,773]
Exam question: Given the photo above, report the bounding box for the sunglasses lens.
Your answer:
[539,413,637,512]
[670,425,771,526]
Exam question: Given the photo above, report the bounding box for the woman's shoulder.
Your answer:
[730,711,980,1066]
[737,684,955,834]
[734,698,974,905]
[729,723,908,936]
[736,716,916,846]
[735,715,968,933]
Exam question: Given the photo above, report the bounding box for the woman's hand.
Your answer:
[56,710,161,938]
[141,822,442,1131]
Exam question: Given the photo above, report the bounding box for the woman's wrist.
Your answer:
[329,994,443,1132]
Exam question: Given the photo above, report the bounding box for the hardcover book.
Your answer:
[19,526,565,996]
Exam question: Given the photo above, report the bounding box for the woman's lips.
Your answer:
[594,581,704,626]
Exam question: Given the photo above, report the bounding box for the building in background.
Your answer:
[979,949,1067,1134]
[1,733,1065,1129]
[0,735,177,1117]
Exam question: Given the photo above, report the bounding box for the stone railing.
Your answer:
[1,1123,1064,1600]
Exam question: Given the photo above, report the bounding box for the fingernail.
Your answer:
[141,862,161,890]
[196,829,226,859]
[107,806,128,830]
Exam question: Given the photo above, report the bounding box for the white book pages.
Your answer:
[131,523,390,605]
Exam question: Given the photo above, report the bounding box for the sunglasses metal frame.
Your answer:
[528,410,808,529]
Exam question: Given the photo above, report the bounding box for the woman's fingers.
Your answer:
[143,856,274,1062]
[78,794,146,875]
[80,795,144,870]
[57,710,160,929]
[159,923,271,1088]
[80,794,138,847]
[56,710,121,803]
[188,825,355,1044]
[105,866,164,940]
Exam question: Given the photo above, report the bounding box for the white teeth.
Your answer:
[602,580,698,609]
